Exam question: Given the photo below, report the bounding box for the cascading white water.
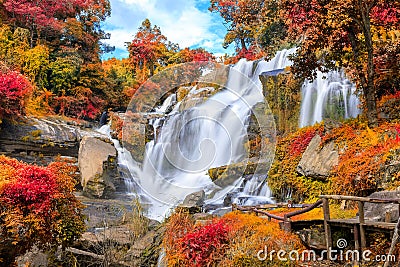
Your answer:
[299,70,361,128]
[125,49,296,221]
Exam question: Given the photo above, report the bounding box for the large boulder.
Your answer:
[78,136,118,198]
[364,191,400,222]
[297,135,339,180]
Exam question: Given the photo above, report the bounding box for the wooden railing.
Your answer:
[234,194,400,253]
[233,199,323,231]
[320,195,400,252]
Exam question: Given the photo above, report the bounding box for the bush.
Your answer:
[162,212,304,267]
[0,69,32,121]
[0,156,85,265]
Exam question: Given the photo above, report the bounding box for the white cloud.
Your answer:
[103,0,232,57]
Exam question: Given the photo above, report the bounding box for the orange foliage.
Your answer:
[268,124,325,202]
[331,122,400,196]
[270,119,400,201]
[0,156,85,265]
[162,211,304,267]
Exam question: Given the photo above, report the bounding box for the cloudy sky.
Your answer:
[102,0,235,59]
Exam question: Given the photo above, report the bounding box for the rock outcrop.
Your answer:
[365,191,400,222]
[78,136,118,198]
[297,135,339,180]
[208,160,269,187]
[0,116,106,164]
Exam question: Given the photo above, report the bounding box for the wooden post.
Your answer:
[283,215,291,232]
[353,225,360,266]
[323,198,332,251]
[385,211,391,223]
[358,201,367,249]
[353,225,360,252]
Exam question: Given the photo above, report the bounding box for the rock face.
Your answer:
[365,191,400,222]
[297,135,339,180]
[0,116,106,164]
[78,136,118,198]
[208,160,269,187]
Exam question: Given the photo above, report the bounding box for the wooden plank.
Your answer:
[363,221,397,230]
[320,195,400,204]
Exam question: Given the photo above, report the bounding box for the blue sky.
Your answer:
[102,0,235,60]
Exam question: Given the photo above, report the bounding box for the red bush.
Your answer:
[180,220,230,266]
[0,70,32,119]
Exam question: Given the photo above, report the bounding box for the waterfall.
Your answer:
[299,70,361,128]
[121,49,296,221]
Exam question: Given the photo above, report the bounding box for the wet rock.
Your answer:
[124,226,165,267]
[78,136,118,198]
[182,190,205,207]
[297,135,339,180]
[208,160,269,187]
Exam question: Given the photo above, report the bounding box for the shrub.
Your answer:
[0,156,85,265]
[163,212,304,267]
[0,69,32,121]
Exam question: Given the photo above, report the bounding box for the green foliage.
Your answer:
[261,72,302,135]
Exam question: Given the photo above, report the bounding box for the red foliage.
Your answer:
[178,48,215,63]
[0,70,32,119]
[180,220,230,266]
[2,165,56,214]
[289,127,320,157]
[0,156,85,264]
[2,0,91,31]
[371,5,400,24]
[55,93,102,119]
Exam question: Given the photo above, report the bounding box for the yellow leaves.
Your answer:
[365,126,380,147]
[372,26,400,43]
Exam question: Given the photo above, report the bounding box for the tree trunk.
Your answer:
[348,3,379,128]
[240,38,247,51]
[361,1,378,127]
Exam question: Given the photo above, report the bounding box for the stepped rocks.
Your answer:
[208,160,269,187]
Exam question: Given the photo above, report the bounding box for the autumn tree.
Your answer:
[128,19,169,80]
[168,47,215,65]
[1,0,91,46]
[102,58,137,107]
[281,0,400,127]
[209,0,287,56]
